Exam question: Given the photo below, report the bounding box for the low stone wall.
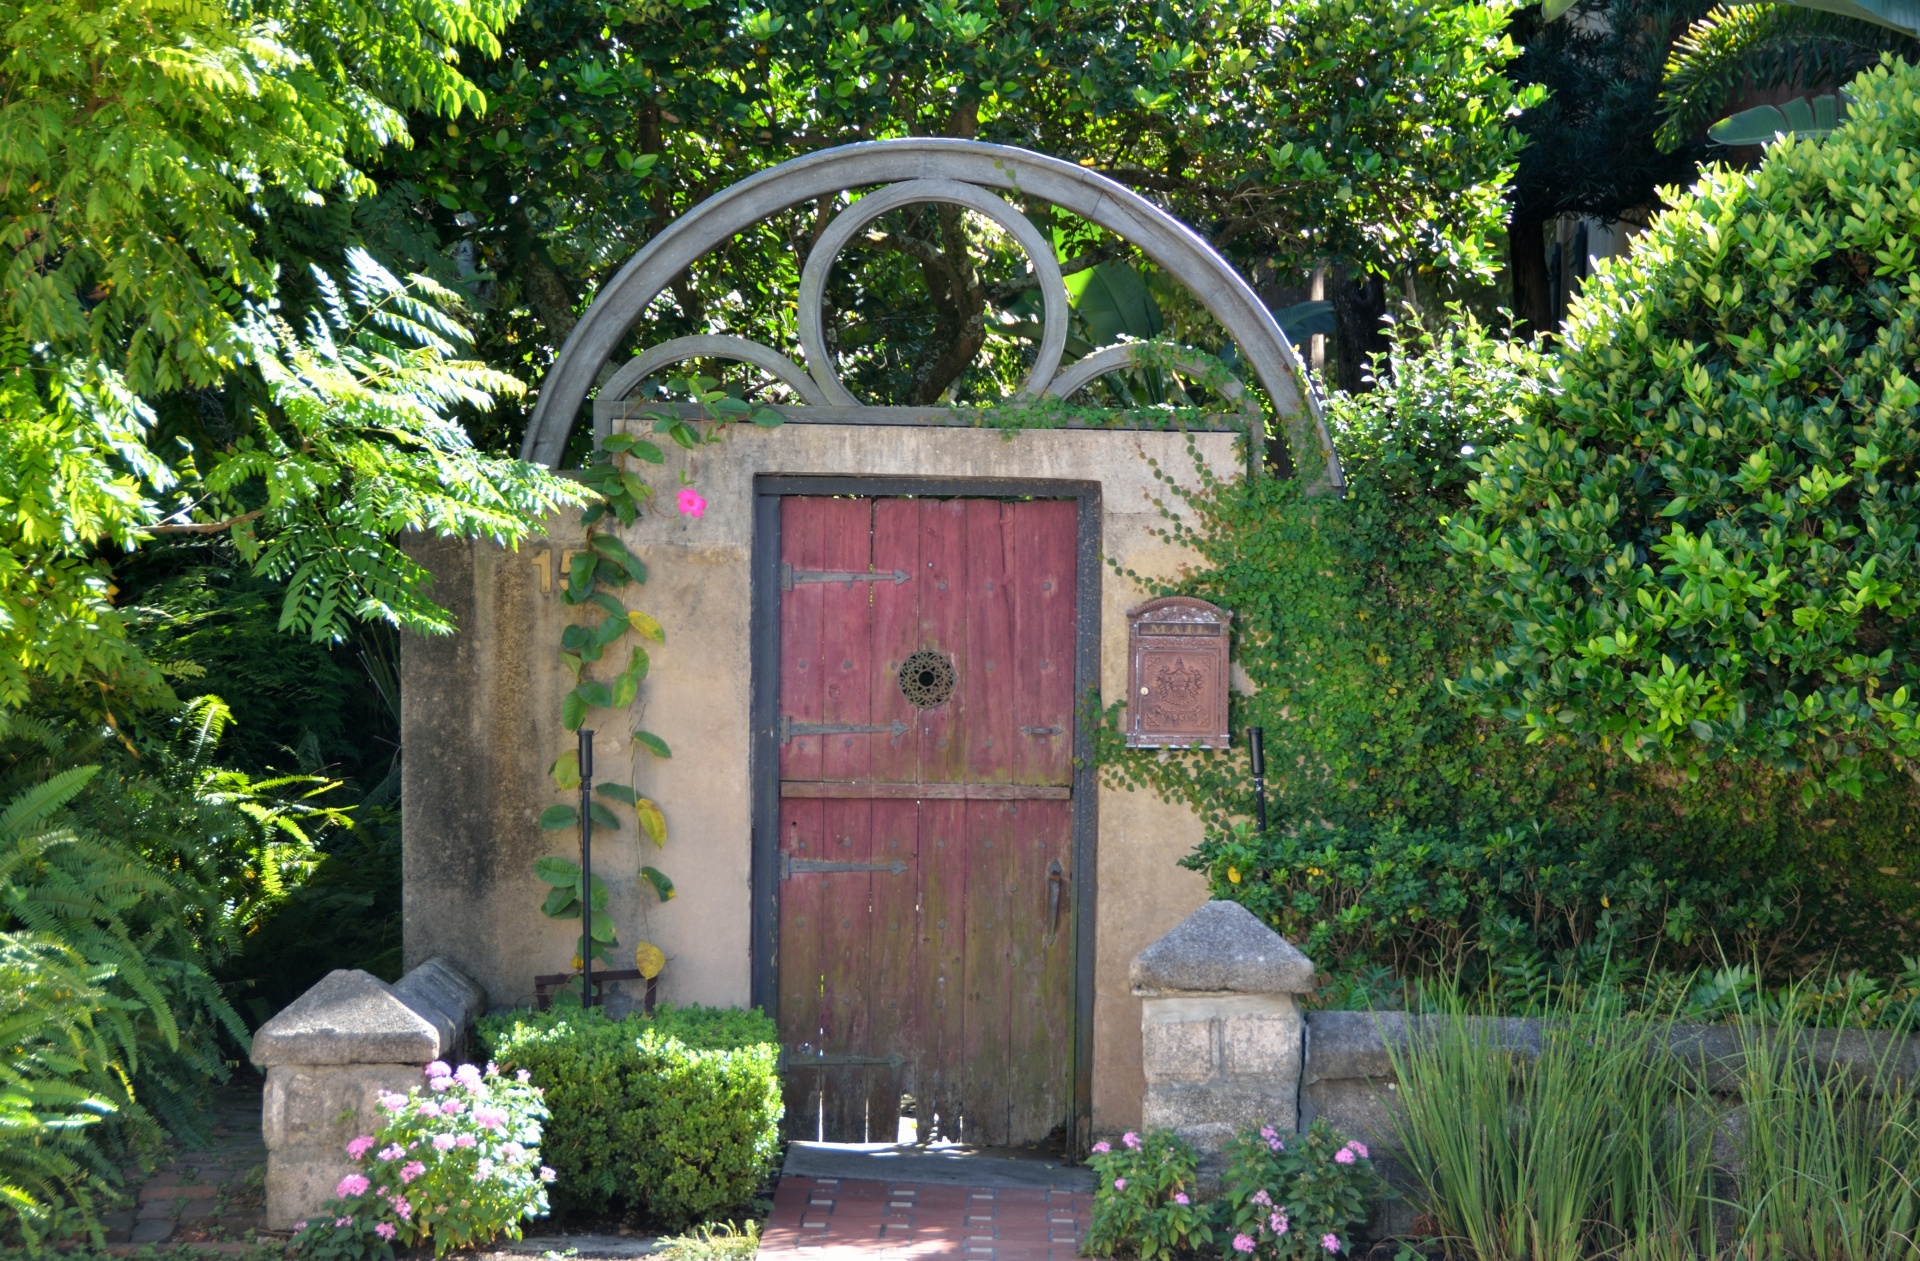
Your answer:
[1132,908,1920,1233]
[252,957,486,1230]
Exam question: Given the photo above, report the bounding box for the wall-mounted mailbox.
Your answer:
[1126,597,1231,749]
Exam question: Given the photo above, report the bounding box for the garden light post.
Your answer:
[579,727,594,1008]
[1248,726,1267,834]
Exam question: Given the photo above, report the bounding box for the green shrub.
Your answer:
[475,1005,782,1229]
[1448,56,1920,799]
[1107,316,1920,999]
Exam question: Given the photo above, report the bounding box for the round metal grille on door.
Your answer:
[897,651,956,708]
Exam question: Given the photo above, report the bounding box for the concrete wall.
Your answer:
[401,422,1230,1131]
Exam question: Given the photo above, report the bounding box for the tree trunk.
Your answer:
[1509,206,1552,339]
[1330,269,1389,393]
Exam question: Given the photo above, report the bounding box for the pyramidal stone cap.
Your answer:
[251,968,448,1067]
[1130,900,1315,995]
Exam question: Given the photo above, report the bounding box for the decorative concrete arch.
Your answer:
[522,138,1343,493]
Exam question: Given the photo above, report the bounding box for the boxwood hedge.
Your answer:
[476,1004,782,1228]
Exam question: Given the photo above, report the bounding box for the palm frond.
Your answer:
[1656,2,1912,148]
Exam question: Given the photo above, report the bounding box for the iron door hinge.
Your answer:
[779,853,909,881]
[779,716,910,745]
[781,563,911,591]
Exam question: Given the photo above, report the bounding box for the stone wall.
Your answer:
[253,958,486,1230]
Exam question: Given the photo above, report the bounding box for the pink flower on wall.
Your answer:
[678,488,707,518]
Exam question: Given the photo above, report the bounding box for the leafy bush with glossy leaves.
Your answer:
[1104,315,1920,998]
[1449,56,1920,800]
[475,1006,781,1229]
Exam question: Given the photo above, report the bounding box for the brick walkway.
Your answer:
[760,1175,1091,1261]
[101,1082,269,1250]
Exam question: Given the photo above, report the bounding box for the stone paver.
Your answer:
[760,1176,1091,1261]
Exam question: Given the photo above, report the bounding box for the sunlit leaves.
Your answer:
[1451,61,1920,796]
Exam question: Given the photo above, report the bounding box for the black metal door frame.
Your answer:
[749,474,1102,1151]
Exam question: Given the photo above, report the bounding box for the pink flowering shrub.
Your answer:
[289,1061,552,1260]
[1221,1119,1379,1259]
[1085,1130,1213,1261]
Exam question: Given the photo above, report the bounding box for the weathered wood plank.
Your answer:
[780,781,1070,800]
[1012,501,1077,787]
[917,798,968,1141]
[1007,799,1075,1145]
[777,796,827,1140]
[961,799,1016,1146]
[917,499,970,785]
[965,500,1017,786]
[778,499,828,784]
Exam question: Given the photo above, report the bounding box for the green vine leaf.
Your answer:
[635,798,667,847]
[541,885,580,918]
[611,668,641,709]
[588,800,621,831]
[573,680,613,709]
[561,624,591,651]
[539,805,579,831]
[627,441,665,465]
[640,865,676,900]
[565,551,596,604]
[559,651,583,680]
[627,611,664,642]
[549,750,580,791]
[561,690,588,730]
[750,407,785,428]
[534,855,581,885]
[621,645,650,684]
[632,731,672,758]
[596,783,639,806]
[593,612,629,647]
[589,591,625,617]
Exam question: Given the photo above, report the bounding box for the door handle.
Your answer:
[1045,860,1065,944]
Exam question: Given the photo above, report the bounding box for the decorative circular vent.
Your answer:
[898,650,956,709]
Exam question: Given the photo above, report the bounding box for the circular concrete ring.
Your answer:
[592,335,828,445]
[795,179,1069,406]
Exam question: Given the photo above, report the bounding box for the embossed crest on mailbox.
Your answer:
[1126,596,1231,748]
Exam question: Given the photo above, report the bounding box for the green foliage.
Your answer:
[363,0,1538,441]
[1219,1121,1382,1259]
[1106,314,1920,997]
[0,934,128,1252]
[0,0,518,393]
[475,1006,783,1229]
[1655,0,1919,149]
[1383,998,1719,1261]
[1729,982,1920,1257]
[1083,1131,1211,1261]
[1450,59,1920,799]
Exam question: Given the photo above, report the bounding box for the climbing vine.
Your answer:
[531,378,781,986]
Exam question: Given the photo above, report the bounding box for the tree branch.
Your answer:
[147,509,264,535]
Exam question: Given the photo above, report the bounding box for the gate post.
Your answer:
[252,958,486,1230]
[1129,900,1315,1159]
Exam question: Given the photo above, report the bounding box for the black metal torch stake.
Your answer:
[1248,726,1267,834]
[578,728,594,1008]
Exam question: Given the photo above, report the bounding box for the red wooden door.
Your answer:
[777,496,1077,1148]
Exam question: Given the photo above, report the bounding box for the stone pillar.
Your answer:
[252,957,485,1230]
[1129,900,1315,1156]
